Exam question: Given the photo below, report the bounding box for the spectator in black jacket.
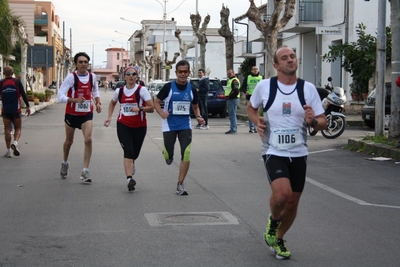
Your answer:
[195,69,210,129]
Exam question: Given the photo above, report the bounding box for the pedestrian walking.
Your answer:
[246,46,326,260]
[104,80,109,92]
[225,69,240,134]
[104,66,154,191]
[240,66,263,133]
[57,52,102,183]
[195,68,210,130]
[1,66,31,158]
[153,59,204,195]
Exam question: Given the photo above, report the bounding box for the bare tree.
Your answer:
[218,4,234,71]
[13,19,29,90]
[246,0,295,77]
[190,13,210,70]
[175,29,195,59]
[164,51,180,81]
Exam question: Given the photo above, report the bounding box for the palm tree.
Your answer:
[0,0,14,58]
[0,0,26,64]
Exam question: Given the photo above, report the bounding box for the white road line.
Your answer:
[307,178,400,209]
[308,149,336,154]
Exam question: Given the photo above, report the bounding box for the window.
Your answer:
[117,53,120,60]
[116,65,120,73]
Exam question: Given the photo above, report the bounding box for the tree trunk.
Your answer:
[246,0,296,77]
[218,4,234,70]
[190,13,210,70]
[389,0,400,140]
[175,29,195,59]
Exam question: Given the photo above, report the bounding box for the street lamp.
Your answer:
[156,0,167,81]
[120,17,144,62]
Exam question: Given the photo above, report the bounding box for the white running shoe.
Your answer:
[80,169,91,183]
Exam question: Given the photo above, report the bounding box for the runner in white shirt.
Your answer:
[247,46,326,260]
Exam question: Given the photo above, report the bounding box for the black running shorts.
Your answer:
[263,154,307,192]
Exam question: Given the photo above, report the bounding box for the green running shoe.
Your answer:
[270,238,291,260]
[264,214,281,246]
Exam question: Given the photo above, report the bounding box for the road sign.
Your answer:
[184,57,195,61]
[316,26,343,35]
[162,65,171,69]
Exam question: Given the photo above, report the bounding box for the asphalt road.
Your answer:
[1,91,399,267]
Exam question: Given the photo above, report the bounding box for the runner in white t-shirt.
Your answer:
[247,46,326,260]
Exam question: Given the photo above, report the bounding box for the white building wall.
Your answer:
[9,2,35,46]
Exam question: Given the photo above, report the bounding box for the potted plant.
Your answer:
[45,89,53,102]
[37,92,46,102]
[26,90,34,101]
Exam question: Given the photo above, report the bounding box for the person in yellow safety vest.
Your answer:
[240,66,263,133]
[224,69,240,134]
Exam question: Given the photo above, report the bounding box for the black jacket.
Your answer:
[198,77,210,97]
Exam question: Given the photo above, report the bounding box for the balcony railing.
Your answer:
[299,1,322,22]
[34,14,48,25]
[262,0,322,23]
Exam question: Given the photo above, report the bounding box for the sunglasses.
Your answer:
[78,60,88,64]
[125,72,137,76]
[177,70,189,74]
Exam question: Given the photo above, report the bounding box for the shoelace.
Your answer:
[276,240,287,252]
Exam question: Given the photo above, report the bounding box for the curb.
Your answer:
[236,113,365,128]
[348,138,400,160]
[27,97,58,116]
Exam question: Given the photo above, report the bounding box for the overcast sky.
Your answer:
[48,0,264,67]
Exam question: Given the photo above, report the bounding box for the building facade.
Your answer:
[236,0,391,98]
[7,0,64,90]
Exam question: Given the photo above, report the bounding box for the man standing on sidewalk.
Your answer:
[195,68,210,130]
[241,66,263,133]
[57,52,102,183]
[225,69,240,134]
[1,66,31,158]
[247,46,326,259]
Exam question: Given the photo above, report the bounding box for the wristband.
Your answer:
[311,118,318,127]
[197,115,202,119]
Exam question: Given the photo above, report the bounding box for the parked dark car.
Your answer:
[189,78,227,118]
[112,81,125,90]
[361,82,391,129]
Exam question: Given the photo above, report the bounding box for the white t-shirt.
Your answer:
[250,78,324,157]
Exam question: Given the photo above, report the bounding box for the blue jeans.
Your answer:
[246,99,255,130]
[227,98,239,132]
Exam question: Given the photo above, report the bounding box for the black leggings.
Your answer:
[163,129,192,162]
[117,121,147,160]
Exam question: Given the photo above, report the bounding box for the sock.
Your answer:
[13,141,18,146]
[83,168,89,172]
[62,161,68,165]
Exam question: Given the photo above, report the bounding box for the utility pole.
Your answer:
[389,0,400,139]
[194,0,198,76]
[375,0,386,136]
[162,0,167,81]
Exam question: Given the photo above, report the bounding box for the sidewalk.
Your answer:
[235,100,400,160]
[236,99,364,127]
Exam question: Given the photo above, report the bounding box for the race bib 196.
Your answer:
[271,127,302,150]
[171,101,190,115]
[75,100,91,112]
[120,103,138,116]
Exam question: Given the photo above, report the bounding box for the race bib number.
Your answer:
[272,127,302,150]
[120,103,138,116]
[75,100,91,112]
[171,101,190,115]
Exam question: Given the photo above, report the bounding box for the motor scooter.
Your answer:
[309,84,347,139]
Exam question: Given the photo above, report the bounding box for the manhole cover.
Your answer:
[144,212,239,226]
